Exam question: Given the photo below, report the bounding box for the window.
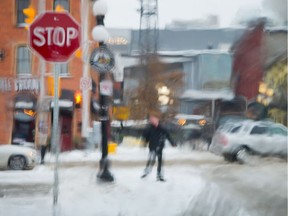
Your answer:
[16,46,31,76]
[55,63,69,76]
[250,126,268,135]
[53,0,70,11]
[230,125,241,133]
[269,127,287,136]
[16,0,30,26]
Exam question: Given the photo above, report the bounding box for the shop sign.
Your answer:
[0,77,40,93]
[14,78,40,92]
[0,78,13,92]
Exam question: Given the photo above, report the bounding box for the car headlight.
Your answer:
[199,119,206,126]
[177,119,186,126]
[29,151,36,158]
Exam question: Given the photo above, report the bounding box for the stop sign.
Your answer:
[29,12,81,62]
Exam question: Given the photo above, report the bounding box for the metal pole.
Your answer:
[38,0,46,102]
[93,10,114,182]
[81,0,90,141]
[38,1,60,214]
[38,0,46,148]
[100,74,108,159]
[52,68,60,215]
[97,73,114,182]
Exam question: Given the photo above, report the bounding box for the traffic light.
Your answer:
[55,5,65,12]
[23,6,36,30]
[74,91,82,108]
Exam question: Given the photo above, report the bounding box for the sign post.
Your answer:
[28,11,80,211]
[90,45,115,182]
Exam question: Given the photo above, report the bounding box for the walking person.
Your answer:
[38,121,48,164]
[141,112,176,181]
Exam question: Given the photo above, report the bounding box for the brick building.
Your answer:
[231,20,266,101]
[0,0,98,150]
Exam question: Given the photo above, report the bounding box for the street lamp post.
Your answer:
[91,0,114,182]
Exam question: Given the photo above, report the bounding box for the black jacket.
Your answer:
[142,123,175,150]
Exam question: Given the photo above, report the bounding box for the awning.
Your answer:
[181,89,234,101]
[50,89,74,112]
[14,93,37,110]
[51,100,74,112]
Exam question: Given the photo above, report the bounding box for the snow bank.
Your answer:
[184,182,251,216]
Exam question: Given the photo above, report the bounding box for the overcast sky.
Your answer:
[103,0,266,29]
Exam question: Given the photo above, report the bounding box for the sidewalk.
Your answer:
[42,145,223,167]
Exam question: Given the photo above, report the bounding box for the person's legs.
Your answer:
[141,150,156,178]
[40,145,47,164]
[156,148,165,181]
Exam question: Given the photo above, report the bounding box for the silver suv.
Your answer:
[209,120,287,163]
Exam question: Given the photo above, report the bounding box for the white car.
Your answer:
[0,144,37,170]
[209,120,288,163]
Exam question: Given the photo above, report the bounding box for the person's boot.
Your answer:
[157,174,165,182]
[141,167,151,179]
[141,171,148,179]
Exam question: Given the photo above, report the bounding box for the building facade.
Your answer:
[0,0,99,149]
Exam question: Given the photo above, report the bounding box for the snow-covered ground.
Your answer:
[0,165,206,216]
[0,145,287,216]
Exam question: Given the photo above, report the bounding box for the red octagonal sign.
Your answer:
[29,12,81,62]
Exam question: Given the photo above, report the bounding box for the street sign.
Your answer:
[90,46,115,73]
[29,12,81,62]
[100,80,113,96]
[80,77,92,91]
[113,106,130,120]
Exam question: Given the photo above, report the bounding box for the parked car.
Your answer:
[209,120,287,163]
[0,144,37,170]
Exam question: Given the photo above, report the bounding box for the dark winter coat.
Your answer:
[142,123,175,151]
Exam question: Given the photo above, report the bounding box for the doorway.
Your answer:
[60,113,73,151]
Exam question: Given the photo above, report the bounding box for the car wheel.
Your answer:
[9,155,26,170]
[223,154,234,162]
[236,147,250,164]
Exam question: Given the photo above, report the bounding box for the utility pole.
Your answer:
[138,0,159,56]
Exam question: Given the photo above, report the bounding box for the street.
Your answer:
[0,147,287,216]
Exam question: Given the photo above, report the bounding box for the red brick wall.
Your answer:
[231,22,265,101]
[0,0,96,144]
